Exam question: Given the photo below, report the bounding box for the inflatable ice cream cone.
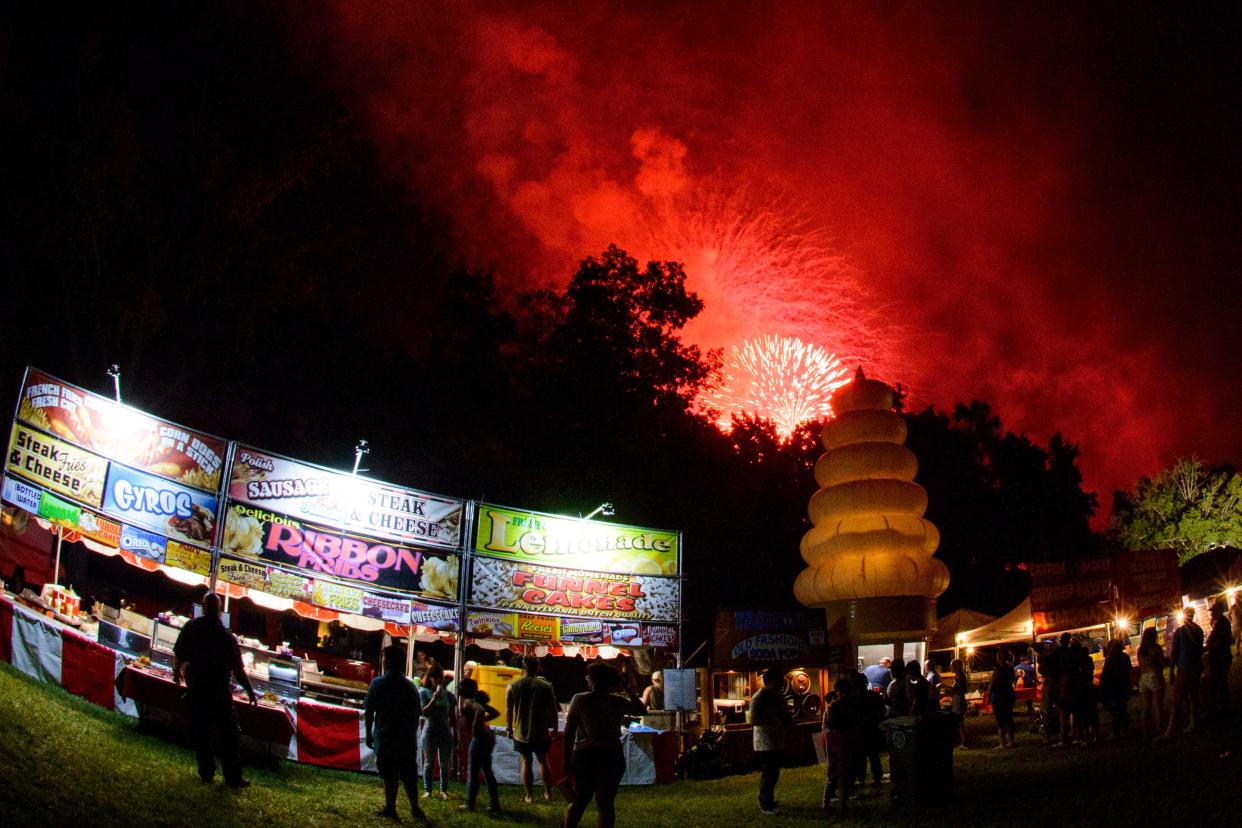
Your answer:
[794,369,948,642]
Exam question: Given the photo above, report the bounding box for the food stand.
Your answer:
[461,503,685,785]
[0,367,469,772]
[0,366,688,782]
[709,608,834,766]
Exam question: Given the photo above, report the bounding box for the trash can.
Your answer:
[880,712,956,806]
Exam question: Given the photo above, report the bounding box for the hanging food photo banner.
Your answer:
[410,601,459,632]
[6,423,109,508]
[164,540,212,576]
[3,473,127,549]
[222,501,460,601]
[473,503,679,577]
[463,609,679,647]
[16,367,227,492]
[215,552,426,623]
[102,463,218,546]
[470,556,680,623]
[228,445,462,550]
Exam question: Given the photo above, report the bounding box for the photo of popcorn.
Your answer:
[223,509,263,556]
[420,554,459,600]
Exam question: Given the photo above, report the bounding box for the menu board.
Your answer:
[470,556,680,623]
[662,668,697,712]
[1114,548,1181,621]
[474,503,679,576]
[229,445,462,550]
[16,368,226,492]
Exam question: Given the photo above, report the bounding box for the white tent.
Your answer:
[955,597,1033,648]
[928,608,997,652]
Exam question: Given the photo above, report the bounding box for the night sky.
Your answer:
[3,1,1240,523]
[311,1,1242,513]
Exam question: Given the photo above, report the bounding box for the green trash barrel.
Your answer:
[880,712,956,806]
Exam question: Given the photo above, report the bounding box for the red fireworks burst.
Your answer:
[642,183,884,358]
[701,334,851,441]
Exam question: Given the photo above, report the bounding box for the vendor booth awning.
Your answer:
[932,598,1032,649]
[958,597,1032,647]
[928,607,997,651]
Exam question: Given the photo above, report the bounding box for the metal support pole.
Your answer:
[454,500,476,688]
[406,609,417,679]
[52,526,64,587]
[352,440,370,476]
[207,441,237,593]
[675,531,685,746]
[106,365,121,404]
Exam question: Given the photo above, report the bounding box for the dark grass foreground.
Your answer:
[3,661,1242,827]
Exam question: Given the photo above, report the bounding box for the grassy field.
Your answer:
[3,661,1242,827]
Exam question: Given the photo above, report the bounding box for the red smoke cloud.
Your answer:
[313,1,1242,521]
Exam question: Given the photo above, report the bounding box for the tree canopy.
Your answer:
[1110,457,1242,563]
[905,402,1099,615]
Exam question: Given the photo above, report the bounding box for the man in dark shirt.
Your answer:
[1204,599,1233,718]
[365,645,425,821]
[862,657,892,691]
[173,592,256,787]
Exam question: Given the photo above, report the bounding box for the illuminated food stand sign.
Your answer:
[468,503,682,647]
[4,368,226,554]
[229,445,462,550]
[475,504,679,576]
[218,446,463,610]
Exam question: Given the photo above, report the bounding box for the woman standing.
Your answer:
[563,662,646,828]
[418,671,455,800]
[1137,627,1167,740]
[459,689,501,813]
[949,659,970,749]
[988,651,1017,748]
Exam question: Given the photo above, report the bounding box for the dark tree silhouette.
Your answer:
[905,402,1099,615]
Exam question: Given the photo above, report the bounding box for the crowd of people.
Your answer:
[168,587,1242,823]
[172,588,655,826]
[369,651,648,825]
[741,596,1240,818]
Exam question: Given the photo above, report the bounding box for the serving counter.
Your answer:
[115,662,294,745]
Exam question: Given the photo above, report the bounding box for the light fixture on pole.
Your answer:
[352,439,370,476]
[106,364,122,404]
[583,502,614,521]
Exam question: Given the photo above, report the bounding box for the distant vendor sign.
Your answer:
[713,609,831,668]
